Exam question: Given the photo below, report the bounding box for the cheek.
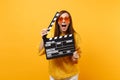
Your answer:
[67,20,70,24]
[67,22,70,27]
[57,22,62,29]
[58,22,61,26]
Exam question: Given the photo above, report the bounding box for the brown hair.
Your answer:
[54,10,75,37]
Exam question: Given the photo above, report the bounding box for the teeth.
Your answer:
[62,24,66,26]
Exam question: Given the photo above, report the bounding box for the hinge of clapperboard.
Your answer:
[42,12,60,41]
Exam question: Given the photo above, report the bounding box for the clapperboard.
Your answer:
[43,12,75,59]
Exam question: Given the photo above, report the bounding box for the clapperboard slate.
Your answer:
[43,12,75,59]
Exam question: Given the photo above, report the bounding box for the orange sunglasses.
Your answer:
[58,17,70,23]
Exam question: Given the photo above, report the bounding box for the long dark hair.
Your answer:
[54,10,75,37]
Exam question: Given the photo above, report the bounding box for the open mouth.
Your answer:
[62,24,66,27]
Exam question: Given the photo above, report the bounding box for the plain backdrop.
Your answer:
[0,0,120,80]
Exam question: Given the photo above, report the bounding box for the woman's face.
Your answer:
[58,13,70,33]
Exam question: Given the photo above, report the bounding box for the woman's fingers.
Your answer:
[73,51,79,59]
[41,28,48,36]
[71,51,79,64]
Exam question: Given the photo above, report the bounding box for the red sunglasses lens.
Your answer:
[58,17,70,23]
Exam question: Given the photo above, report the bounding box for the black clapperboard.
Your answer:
[43,12,75,59]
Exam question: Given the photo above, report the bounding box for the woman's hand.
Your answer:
[72,51,79,64]
[41,28,48,37]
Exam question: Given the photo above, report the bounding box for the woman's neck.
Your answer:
[61,32,66,35]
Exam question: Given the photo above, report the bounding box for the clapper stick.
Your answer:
[42,12,60,40]
[43,12,75,59]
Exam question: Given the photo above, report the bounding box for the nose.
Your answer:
[62,18,65,23]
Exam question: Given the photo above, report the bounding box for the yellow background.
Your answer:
[0,0,120,80]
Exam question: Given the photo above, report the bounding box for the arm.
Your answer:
[38,28,48,56]
[71,33,82,63]
[38,39,45,56]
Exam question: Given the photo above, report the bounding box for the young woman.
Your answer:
[39,10,81,80]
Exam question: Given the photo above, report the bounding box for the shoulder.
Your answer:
[73,32,82,47]
[74,32,81,41]
[73,32,81,53]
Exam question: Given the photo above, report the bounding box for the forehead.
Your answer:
[60,13,69,17]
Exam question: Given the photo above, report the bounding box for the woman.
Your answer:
[39,10,81,80]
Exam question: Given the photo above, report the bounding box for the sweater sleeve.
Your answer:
[38,31,53,56]
[38,36,45,56]
[38,48,45,56]
[74,33,82,56]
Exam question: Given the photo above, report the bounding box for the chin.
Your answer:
[62,29,67,31]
